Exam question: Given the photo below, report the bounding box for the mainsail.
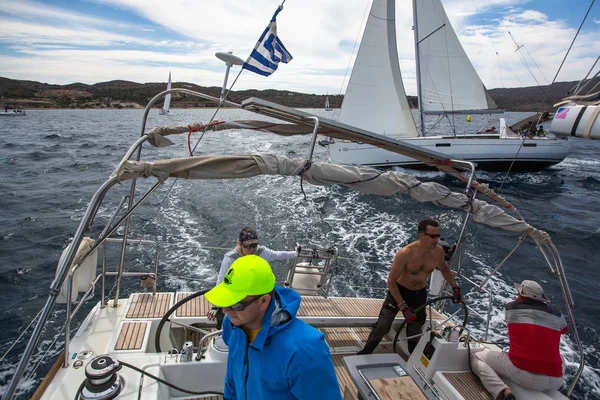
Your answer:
[161,71,172,114]
[414,0,498,114]
[338,0,418,139]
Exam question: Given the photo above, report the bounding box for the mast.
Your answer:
[412,0,425,137]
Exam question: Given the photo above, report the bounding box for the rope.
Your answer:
[187,121,226,156]
[0,309,43,362]
[23,319,66,386]
[339,1,371,96]
[497,135,528,194]
[547,0,596,102]
[299,160,312,200]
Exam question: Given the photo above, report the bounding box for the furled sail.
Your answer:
[338,0,418,138]
[115,154,545,245]
[415,0,498,114]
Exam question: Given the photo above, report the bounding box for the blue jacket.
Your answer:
[222,286,342,400]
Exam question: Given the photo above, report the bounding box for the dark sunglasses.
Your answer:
[242,243,258,249]
[422,232,441,239]
[226,296,261,311]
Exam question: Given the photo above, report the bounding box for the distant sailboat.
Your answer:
[325,94,333,111]
[159,71,172,115]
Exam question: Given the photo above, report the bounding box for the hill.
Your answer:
[0,76,596,112]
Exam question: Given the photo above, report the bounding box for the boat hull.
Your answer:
[329,136,570,171]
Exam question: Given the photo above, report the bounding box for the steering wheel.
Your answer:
[392,295,469,353]
[155,289,211,353]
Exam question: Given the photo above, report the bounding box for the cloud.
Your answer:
[0,0,598,95]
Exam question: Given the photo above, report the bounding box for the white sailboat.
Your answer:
[2,82,586,399]
[159,71,172,115]
[328,0,570,171]
[2,30,589,400]
[325,94,333,111]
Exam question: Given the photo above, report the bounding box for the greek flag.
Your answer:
[243,6,293,76]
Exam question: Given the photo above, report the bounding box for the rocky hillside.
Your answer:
[0,76,596,111]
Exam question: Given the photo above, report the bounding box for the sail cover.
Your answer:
[115,154,545,244]
[415,0,498,113]
[338,0,418,138]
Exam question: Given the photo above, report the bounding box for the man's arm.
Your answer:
[437,247,457,287]
[260,247,297,262]
[387,250,407,306]
[217,257,233,284]
[437,247,461,303]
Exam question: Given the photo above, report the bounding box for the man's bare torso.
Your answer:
[396,241,440,290]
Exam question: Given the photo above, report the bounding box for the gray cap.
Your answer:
[515,280,550,303]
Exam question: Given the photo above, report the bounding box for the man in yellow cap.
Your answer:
[205,254,341,400]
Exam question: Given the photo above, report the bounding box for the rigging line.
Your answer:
[497,136,528,194]
[442,23,457,137]
[22,320,66,386]
[464,0,498,87]
[547,0,596,95]
[0,308,43,363]
[134,70,246,251]
[510,37,545,95]
[498,53,525,87]
[339,0,371,96]
[523,46,550,86]
[495,52,504,88]
[572,55,600,96]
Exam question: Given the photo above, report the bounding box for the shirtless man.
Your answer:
[358,219,461,354]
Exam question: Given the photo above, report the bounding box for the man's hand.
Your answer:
[401,303,416,323]
[207,306,219,320]
[452,286,462,304]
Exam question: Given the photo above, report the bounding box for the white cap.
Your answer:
[515,280,550,303]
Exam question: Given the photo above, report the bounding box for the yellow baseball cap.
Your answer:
[205,255,275,307]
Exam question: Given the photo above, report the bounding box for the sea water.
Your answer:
[0,108,599,398]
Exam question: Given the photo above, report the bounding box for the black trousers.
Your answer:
[359,284,427,354]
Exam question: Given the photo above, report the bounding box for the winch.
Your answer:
[79,355,124,400]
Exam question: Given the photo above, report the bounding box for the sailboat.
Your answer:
[325,94,333,111]
[2,79,586,399]
[328,0,570,171]
[159,71,172,115]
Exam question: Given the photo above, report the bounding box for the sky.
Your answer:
[0,0,598,95]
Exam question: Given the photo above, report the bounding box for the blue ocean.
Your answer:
[0,108,599,398]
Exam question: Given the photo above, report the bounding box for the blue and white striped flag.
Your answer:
[242,6,293,76]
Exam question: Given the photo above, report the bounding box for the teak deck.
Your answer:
[122,292,447,397]
[114,321,147,350]
[441,371,492,399]
[124,292,443,320]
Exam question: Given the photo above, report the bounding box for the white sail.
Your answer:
[325,95,330,110]
[338,0,418,139]
[161,71,172,114]
[415,0,497,114]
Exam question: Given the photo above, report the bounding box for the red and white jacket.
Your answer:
[505,297,568,377]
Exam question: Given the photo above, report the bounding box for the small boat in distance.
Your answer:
[325,94,333,111]
[1,88,26,116]
[1,106,26,117]
[159,71,172,115]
